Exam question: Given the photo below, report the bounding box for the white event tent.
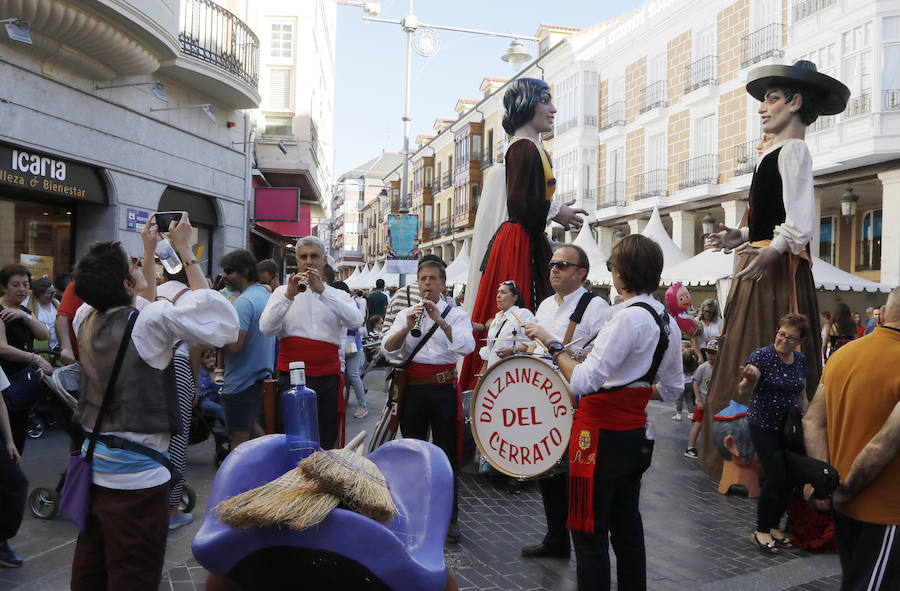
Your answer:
[641,207,690,271]
[347,263,371,289]
[445,244,470,288]
[572,223,612,285]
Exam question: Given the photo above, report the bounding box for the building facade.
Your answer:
[0,0,260,279]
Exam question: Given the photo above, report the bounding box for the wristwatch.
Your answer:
[546,340,564,357]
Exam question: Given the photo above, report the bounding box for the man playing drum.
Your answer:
[552,235,683,591]
[382,257,475,544]
[520,244,610,559]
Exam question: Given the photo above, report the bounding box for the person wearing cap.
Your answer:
[259,236,364,450]
[701,61,850,479]
[684,337,719,459]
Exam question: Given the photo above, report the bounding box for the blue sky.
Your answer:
[333,0,645,176]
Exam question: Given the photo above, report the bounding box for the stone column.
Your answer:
[669,210,698,256]
[721,199,748,229]
[877,169,900,285]
[810,193,822,258]
[598,226,617,255]
[628,218,647,235]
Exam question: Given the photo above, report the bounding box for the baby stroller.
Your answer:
[28,362,197,518]
[189,386,230,467]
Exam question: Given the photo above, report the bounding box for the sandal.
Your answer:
[771,534,792,549]
[750,532,779,554]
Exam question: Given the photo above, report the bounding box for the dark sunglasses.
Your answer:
[549,261,582,271]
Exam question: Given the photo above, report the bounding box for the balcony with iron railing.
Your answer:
[808,114,836,134]
[598,182,626,207]
[583,115,598,128]
[180,0,260,87]
[792,0,835,22]
[639,81,667,114]
[729,138,760,177]
[431,179,441,192]
[844,93,872,119]
[557,117,579,135]
[884,90,900,110]
[630,170,668,200]
[678,155,719,189]
[684,56,717,94]
[496,141,505,164]
[481,150,494,169]
[741,24,784,68]
[600,102,626,130]
[441,172,452,190]
[556,189,577,203]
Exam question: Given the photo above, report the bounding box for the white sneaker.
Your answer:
[672,413,683,421]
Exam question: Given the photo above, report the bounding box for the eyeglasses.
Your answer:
[549,261,582,271]
[776,330,801,343]
[606,261,615,272]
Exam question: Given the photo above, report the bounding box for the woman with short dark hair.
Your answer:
[823,303,855,364]
[737,313,810,554]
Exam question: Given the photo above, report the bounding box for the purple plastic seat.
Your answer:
[192,436,452,591]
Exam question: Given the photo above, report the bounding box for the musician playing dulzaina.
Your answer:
[382,258,475,544]
[518,244,609,560]
[551,235,682,591]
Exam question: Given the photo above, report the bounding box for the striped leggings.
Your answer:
[168,354,195,508]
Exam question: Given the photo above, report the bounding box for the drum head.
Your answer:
[470,355,573,478]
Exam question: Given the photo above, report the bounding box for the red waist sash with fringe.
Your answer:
[277,337,339,374]
[407,362,457,378]
[568,387,652,533]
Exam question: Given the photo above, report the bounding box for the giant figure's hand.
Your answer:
[706,224,745,253]
[736,246,781,282]
[552,201,587,231]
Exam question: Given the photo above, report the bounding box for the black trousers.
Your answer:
[571,428,652,591]
[538,472,570,547]
[749,424,790,533]
[400,383,458,523]
[277,373,340,450]
[0,445,27,542]
[834,512,899,591]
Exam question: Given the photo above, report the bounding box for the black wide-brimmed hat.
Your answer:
[746,60,850,115]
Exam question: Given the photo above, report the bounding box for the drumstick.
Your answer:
[507,308,548,352]
[563,337,583,349]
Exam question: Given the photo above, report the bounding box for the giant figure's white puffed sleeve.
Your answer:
[133,290,240,369]
[771,140,815,255]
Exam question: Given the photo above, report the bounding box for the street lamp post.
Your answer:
[362,0,537,213]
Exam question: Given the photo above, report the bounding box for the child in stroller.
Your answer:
[192,347,230,466]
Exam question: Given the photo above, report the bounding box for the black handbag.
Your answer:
[782,404,805,454]
[2,364,44,411]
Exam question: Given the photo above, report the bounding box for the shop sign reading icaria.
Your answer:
[0,142,106,203]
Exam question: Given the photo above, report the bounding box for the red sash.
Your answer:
[407,362,456,378]
[276,336,345,447]
[568,387,652,533]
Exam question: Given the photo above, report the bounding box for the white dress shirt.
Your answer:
[382,298,475,365]
[73,290,239,489]
[259,284,364,346]
[479,305,536,367]
[570,294,683,402]
[534,287,610,353]
[156,280,191,356]
[739,138,814,255]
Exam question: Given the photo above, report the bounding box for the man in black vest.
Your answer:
[520,244,610,558]
[700,61,850,479]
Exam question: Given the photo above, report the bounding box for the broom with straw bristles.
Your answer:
[215,431,397,531]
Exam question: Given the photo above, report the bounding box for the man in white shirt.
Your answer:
[382,258,475,543]
[520,244,610,559]
[259,236,364,449]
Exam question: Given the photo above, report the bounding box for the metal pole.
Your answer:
[399,0,414,214]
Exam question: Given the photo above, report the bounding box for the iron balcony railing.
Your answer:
[431,179,441,192]
[684,56,717,94]
[496,141,505,164]
[583,115,598,128]
[583,188,596,201]
[808,114,836,134]
[631,170,668,200]
[481,149,494,169]
[639,81,667,114]
[600,101,626,130]
[441,172,452,190]
[844,93,872,119]
[598,182,626,207]
[180,0,260,87]
[557,117,579,135]
[729,138,760,177]
[884,89,900,110]
[678,155,719,189]
[792,0,834,22]
[741,24,784,68]
[556,189,577,203]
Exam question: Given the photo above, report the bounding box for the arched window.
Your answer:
[858,209,882,270]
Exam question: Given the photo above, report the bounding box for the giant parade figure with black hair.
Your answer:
[458,77,586,394]
[699,61,850,478]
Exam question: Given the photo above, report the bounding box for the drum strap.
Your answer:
[627,302,670,384]
[563,292,596,345]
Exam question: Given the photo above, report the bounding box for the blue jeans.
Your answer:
[345,350,366,408]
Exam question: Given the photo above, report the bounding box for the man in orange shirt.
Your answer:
[804,287,900,591]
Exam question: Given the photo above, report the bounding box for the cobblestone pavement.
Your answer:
[3,369,842,590]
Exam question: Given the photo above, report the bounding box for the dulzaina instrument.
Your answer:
[469,355,573,478]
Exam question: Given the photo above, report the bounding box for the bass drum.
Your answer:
[470,355,573,479]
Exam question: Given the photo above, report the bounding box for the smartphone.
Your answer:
[155,211,185,231]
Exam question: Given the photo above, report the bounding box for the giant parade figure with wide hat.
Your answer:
[699,60,850,478]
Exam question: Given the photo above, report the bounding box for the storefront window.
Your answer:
[0,197,72,281]
[857,209,882,271]
[819,215,836,265]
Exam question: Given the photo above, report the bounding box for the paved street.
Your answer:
[1,368,842,591]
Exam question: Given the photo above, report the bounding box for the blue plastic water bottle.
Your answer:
[283,361,320,465]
